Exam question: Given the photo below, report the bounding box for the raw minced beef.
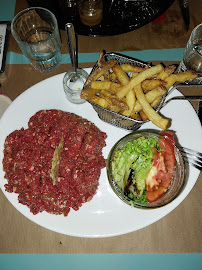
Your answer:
[3,110,107,216]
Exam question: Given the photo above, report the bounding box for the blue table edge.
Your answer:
[0,253,202,270]
[6,48,184,65]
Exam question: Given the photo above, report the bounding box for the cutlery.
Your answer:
[161,95,202,108]
[63,22,89,104]
[178,146,202,171]
[65,23,79,82]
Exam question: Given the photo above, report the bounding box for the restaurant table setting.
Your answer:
[0,0,202,269]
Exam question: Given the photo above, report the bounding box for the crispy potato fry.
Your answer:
[91,80,112,90]
[90,95,109,108]
[133,86,166,112]
[116,64,164,99]
[100,90,128,111]
[135,84,170,130]
[139,110,149,121]
[131,72,138,78]
[150,96,162,107]
[98,95,113,106]
[164,74,177,89]
[97,50,106,67]
[141,79,166,92]
[121,89,136,117]
[165,70,198,89]
[130,112,142,121]
[109,72,117,81]
[110,82,122,93]
[100,90,128,110]
[99,89,113,98]
[84,59,117,87]
[111,97,128,110]
[108,104,122,113]
[157,65,177,80]
[175,70,198,80]
[81,87,99,100]
[112,64,130,85]
[121,64,145,73]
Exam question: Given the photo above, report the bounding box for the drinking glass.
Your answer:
[11,7,62,72]
[178,23,202,83]
[79,0,103,27]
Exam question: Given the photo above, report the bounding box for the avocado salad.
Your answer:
[111,136,162,204]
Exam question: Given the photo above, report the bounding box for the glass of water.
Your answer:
[11,7,62,73]
[178,23,202,84]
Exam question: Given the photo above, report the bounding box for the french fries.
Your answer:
[112,64,130,85]
[91,80,112,90]
[135,84,170,130]
[120,63,146,73]
[165,70,198,89]
[90,95,109,108]
[141,79,166,92]
[157,65,177,80]
[99,90,129,111]
[133,86,167,112]
[84,59,117,87]
[110,82,122,93]
[121,89,136,117]
[81,51,198,130]
[116,64,164,99]
[80,87,99,100]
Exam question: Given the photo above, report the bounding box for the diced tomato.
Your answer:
[145,166,159,191]
[158,136,175,176]
[153,151,166,173]
[160,131,175,144]
[146,133,176,203]
[146,151,166,192]
[146,186,168,203]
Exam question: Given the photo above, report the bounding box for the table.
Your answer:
[0,0,202,269]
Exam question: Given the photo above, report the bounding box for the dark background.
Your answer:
[26,0,175,36]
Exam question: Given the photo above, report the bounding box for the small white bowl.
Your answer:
[63,69,89,104]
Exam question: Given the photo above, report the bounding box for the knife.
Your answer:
[179,0,190,31]
[197,100,202,125]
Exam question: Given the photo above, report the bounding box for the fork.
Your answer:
[161,95,202,108]
[178,146,202,171]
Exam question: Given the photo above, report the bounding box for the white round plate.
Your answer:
[0,94,12,118]
[0,70,202,238]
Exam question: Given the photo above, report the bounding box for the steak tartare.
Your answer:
[3,110,107,216]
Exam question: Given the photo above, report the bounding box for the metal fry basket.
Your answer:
[85,52,166,131]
